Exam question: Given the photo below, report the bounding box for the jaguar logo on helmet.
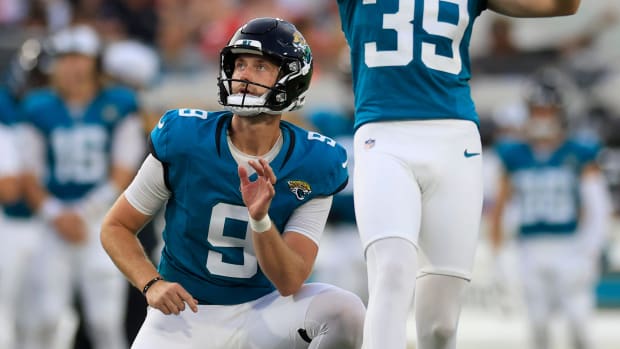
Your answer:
[292,31,312,65]
[287,180,312,201]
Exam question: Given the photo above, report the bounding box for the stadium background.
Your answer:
[1,0,619,348]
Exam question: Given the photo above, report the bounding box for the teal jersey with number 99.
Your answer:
[338,0,487,129]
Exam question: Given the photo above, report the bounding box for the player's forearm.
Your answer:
[101,226,158,291]
[253,229,309,296]
[488,208,505,252]
[0,176,20,204]
[488,0,580,17]
[579,171,613,257]
[100,196,159,291]
[489,174,512,252]
[0,126,21,203]
[21,173,66,223]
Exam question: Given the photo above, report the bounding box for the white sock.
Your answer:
[363,238,417,349]
[414,274,469,349]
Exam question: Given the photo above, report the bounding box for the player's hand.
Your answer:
[52,211,88,244]
[145,280,199,315]
[238,159,276,220]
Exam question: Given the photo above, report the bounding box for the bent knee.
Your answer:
[306,287,366,346]
[418,320,458,344]
[326,289,366,327]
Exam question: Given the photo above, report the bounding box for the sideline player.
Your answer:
[19,25,146,349]
[490,69,612,349]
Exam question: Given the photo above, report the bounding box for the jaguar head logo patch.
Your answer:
[287,180,311,201]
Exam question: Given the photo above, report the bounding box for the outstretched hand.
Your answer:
[238,158,276,220]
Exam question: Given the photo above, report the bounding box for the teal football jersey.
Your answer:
[0,88,17,125]
[1,88,30,217]
[21,86,138,201]
[337,0,487,129]
[150,109,349,305]
[495,139,599,237]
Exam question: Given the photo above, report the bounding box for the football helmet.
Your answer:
[103,40,160,88]
[217,17,313,116]
[48,25,101,58]
[524,67,566,109]
[523,67,572,140]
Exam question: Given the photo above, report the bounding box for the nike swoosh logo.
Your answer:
[463,149,480,158]
[157,120,165,129]
[342,160,348,168]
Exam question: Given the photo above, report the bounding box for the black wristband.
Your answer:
[142,276,163,296]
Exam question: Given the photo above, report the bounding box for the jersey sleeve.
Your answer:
[325,142,349,195]
[149,108,213,164]
[0,90,17,125]
[20,89,52,124]
[307,134,349,197]
[575,140,602,166]
[149,109,186,163]
[106,86,140,117]
[493,140,521,173]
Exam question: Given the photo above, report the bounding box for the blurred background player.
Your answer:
[489,68,613,349]
[0,35,52,349]
[0,76,23,349]
[18,24,146,349]
[0,86,20,208]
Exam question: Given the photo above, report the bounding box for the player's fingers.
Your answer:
[248,160,265,177]
[172,293,186,312]
[164,299,181,315]
[238,165,250,187]
[156,303,171,315]
[178,289,199,313]
[259,159,276,184]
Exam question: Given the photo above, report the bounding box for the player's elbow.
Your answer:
[99,212,127,253]
[272,275,306,297]
[99,217,114,252]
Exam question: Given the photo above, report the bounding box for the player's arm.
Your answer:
[578,163,613,259]
[255,197,330,297]
[0,124,20,204]
[100,154,198,315]
[488,0,580,17]
[239,159,325,296]
[488,170,513,253]
[0,175,19,204]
